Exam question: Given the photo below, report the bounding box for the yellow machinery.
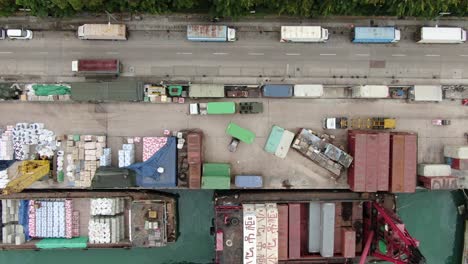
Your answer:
[351,117,396,130]
[2,160,50,195]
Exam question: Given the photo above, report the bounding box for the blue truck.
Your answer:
[187,25,236,42]
[262,84,294,98]
[353,27,400,43]
[235,175,263,188]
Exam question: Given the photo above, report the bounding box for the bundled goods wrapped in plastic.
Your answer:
[118,144,134,168]
[0,128,14,160]
[0,170,9,189]
[29,199,72,238]
[11,123,57,160]
[88,215,123,244]
[99,148,112,167]
[90,198,124,216]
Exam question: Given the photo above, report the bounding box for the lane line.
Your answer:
[176,52,192,55]
[0,51,12,54]
[425,54,440,57]
[392,54,406,57]
[248,53,264,56]
[106,51,120,55]
[355,54,369,56]
[213,52,228,55]
[38,52,49,54]
[459,55,468,57]
[320,53,336,56]
[286,53,301,56]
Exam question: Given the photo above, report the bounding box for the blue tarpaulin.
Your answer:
[127,137,177,188]
[18,200,30,241]
[0,160,15,171]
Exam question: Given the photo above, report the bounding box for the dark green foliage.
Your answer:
[1,0,466,17]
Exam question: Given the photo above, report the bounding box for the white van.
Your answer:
[7,29,33,40]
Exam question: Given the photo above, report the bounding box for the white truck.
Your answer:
[417,27,466,44]
[293,84,324,98]
[408,85,443,102]
[280,26,329,43]
[77,24,127,40]
[351,85,389,98]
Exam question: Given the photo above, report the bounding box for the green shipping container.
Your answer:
[207,102,236,115]
[202,163,231,189]
[226,122,256,144]
[264,125,285,153]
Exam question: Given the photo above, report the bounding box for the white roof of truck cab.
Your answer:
[293,84,323,97]
[413,85,442,101]
[351,85,389,98]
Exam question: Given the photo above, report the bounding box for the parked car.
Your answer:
[239,102,263,114]
[0,28,5,40]
[7,29,33,40]
[228,138,240,152]
[462,98,468,106]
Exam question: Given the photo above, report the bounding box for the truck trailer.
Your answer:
[280,26,329,43]
[77,24,127,40]
[187,25,236,42]
[71,59,120,76]
[408,85,443,102]
[352,27,400,43]
[189,84,225,98]
[417,27,466,44]
[351,85,389,98]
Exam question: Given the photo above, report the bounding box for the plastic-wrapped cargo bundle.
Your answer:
[88,215,123,244]
[90,198,124,216]
[118,144,135,168]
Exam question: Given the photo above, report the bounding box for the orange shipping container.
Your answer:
[277,204,289,260]
[390,133,417,193]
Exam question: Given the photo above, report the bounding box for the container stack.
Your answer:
[1,199,25,245]
[99,148,112,166]
[28,199,73,238]
[66,135,106,187]
[347,131,417,193]
[11,123,57,160]
[88,198,125,244]
[444,145,468,188]
[417,164,456,190]
[264,125,295,159]
[0,127,14,160]
[118,144,135,168]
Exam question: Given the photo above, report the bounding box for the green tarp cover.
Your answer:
[202,163,231,189]
[203,163,231,177]
[264,125,284,154]
[36,236,88,249]
[32,84,71,96]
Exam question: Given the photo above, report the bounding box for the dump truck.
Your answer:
[353,27,400,43]
[187,25,236,42]
[417,27,466,44]
[77,24,127,40]
[351,117,396,129]
[280,26,329,43]
[71,59,120,76]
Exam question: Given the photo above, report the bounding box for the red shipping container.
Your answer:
[300,204,309,256]
[403,134,417,192]
[452,158,468,170]
[334,227,342,254]
[342,228,356,258]
[288,203,301,259]
[348,132,367,192]
[418,176,458,190]
[188,164,201,189]
[365,134,379,192]
[390,135,407,192]
[277,204,289,260]
[376,133,390,191]
[216,230,223,251]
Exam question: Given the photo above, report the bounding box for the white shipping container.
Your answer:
[255,204,267,263]
[417,164,451,176]
[274,130,295,159]
[281,26,329,42]
[293,84,324,98]
[243,204,257,264]
[351,85,389,98]
[418,27,466,44]
[308,202,321,253]
[320,203,335,257]
[78,24,127,40]
[444,145,468,159]
[411,85,443,102]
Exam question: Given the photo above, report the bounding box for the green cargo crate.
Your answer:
[201,175,231,189]
[203,163,231,177]
[264,125,285,154]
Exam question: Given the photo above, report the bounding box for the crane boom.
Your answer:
[2,160,50,195]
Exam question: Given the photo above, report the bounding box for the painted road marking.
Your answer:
[0,51,12,54]
[213,52,228,55]
[106,51,120,55]
[392,54,406,57]
[355,54,369,56]
[459,55,468,57]
[286,53,301,56]
[176,52,192,55]
[320,53,336,56]
[38,52,49,54]
[425,54,440,57]
[248,53,264,56]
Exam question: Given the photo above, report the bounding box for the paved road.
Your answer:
[0,30,468,83]
[1,99,466,189]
